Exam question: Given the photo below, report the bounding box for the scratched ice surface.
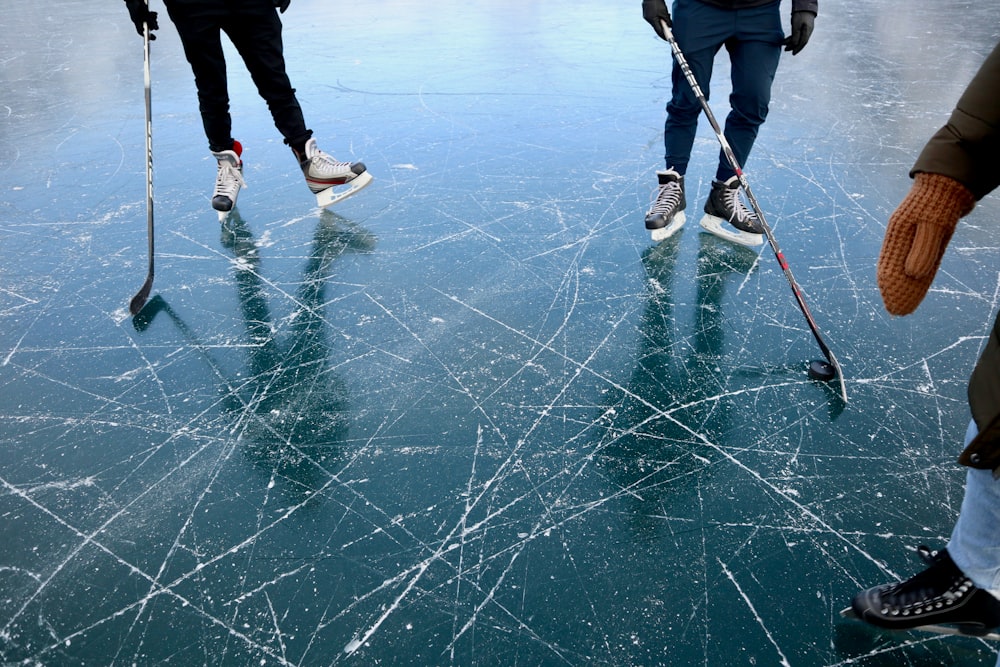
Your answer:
[2,1,1000,665]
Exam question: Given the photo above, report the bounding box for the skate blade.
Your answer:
[649,212,686,243]
[315,171,373,208]
[839,606,1000,641]
[698,214,764,247]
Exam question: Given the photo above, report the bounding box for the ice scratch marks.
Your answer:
[340,266,634,657]
[719,559,791,667]
[0,285,38,319]
[1,290,48,366]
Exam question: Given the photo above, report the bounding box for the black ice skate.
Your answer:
[645,169,686,242]
[293,138,372,208]
[699,175,764,247]
[845,545,1000,639]
[211,140,245,222]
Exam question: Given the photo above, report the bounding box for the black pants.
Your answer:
[164,0,312,152]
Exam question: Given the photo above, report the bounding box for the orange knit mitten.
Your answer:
[876,172,975,315]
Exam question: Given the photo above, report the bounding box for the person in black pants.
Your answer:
[123,0,369,215]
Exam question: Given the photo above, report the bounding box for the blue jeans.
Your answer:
[948,420,1000,665]
[663,0,784,182]
[948,420,1000,667]
[949,420,1000,599]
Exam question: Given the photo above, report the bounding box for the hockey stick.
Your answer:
[660,19,847,401]
[129,13,155,316]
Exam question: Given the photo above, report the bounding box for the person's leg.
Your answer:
[223,0,312,151]
[164,0,235,152]
[715,1,783,182]
[950,420,1000,598]
[663,0,730,175]
[851,417,1000,634]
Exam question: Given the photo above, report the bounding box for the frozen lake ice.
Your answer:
[2,1,1000,664]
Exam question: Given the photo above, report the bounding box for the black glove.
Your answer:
[274,0,290,13]
[642,0,671,40]
[783,11,815,55]
[124,0,159,39]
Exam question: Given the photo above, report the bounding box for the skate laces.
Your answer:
[723,183,758,225]
[214,155,245,199]
[303,139,352,178]
[649,180,682,214]
[881,546,973,612]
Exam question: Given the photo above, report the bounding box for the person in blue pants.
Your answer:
[641,0,816,246]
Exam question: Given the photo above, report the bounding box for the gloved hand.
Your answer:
[783,11,815,55]
[642,0,671,40]
[124,0,159,39]
[274,0,290,13]
[877,172,976,315]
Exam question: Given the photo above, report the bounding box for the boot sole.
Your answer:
[699,214,763,247]
[840,606,1000,640]
[649,211,686,242]
[315,171,374,208]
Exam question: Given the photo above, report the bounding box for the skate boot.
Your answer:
[211,140,245,221]
[851,545,1000,636]
[294,138,372,208]
[645,169,686,242]
[699,175,764,247]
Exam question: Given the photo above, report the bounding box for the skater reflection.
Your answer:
[596,234,757,537]
[220,208,376,493]
[134,209,376,499]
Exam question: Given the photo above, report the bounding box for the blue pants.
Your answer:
[164,0,313,153]
[663,0,784,182]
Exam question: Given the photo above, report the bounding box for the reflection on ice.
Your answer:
[1,0,999,665]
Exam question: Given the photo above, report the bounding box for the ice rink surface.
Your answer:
[2,1,1000,664]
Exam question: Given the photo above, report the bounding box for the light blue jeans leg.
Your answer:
[949,420,1000,598]
[946,421,1000,665]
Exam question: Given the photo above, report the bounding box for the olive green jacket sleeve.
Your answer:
[924,42,1000,471]
[959,311,1000,473]
[912,42,1000,201]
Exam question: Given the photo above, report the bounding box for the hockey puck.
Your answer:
[807,360,836,382]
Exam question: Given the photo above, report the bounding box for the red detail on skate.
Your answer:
[306,177,351,194]
[776,252,789,270]
[233,140,243,157]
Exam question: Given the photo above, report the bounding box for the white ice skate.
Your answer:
[211,141,245,222]
[297,138,372,208]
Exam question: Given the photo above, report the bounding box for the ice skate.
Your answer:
[698,175,764,247]
[645,169,686,242]
[211,140,245,222]
[294,138,372,208]
[846,545,1000,639]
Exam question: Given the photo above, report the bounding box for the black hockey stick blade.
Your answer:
[839,606,1000,642]
[129,276,153,316]
[826,351,848,403]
